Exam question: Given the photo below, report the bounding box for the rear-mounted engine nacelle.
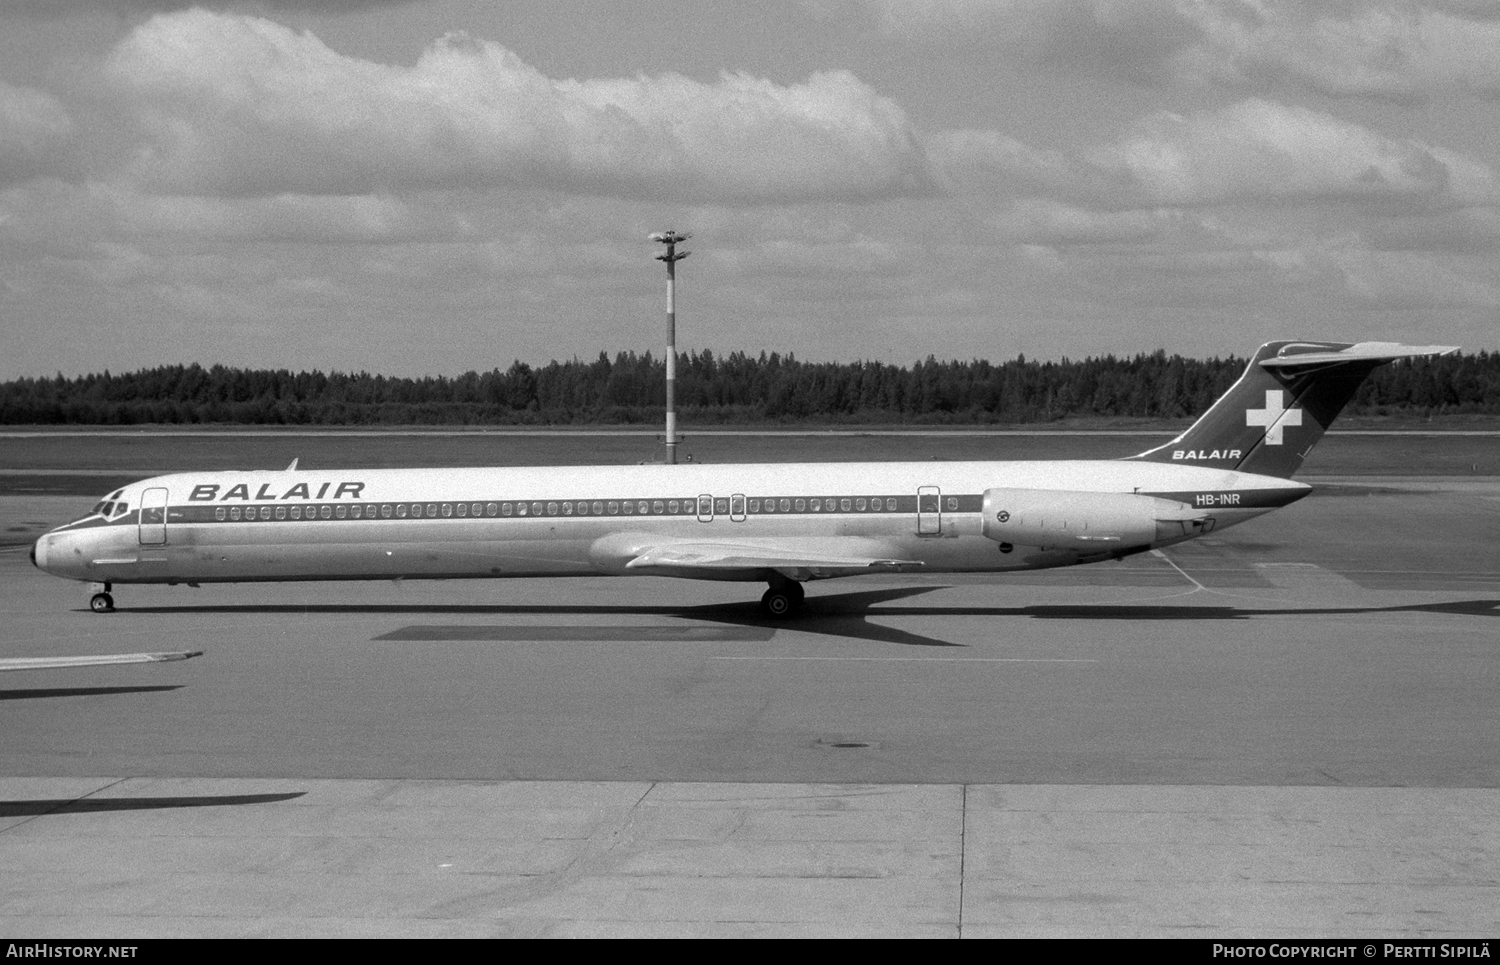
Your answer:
[981,488,1206,550]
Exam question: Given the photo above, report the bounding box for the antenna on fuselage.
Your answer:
[285,458,299,471]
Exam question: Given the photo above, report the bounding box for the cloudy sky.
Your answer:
[1,1,1497,380]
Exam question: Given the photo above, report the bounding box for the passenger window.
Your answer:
[443,504,453,517]
[320,506,331,519]
[426,504,437,517]
[639,501,649,514]
[749,499,760,513]
[810,499,821,512]
[485,503,496,516]
[886,498,897,511]
[608,501,619,514]
[530,502,542,516]
[215,507,226,521]
[275,506,286,520]
[841,498,852,512]
[653,501,663,514]
[336,505,347,519]
[668,500,679,513]
[623,501,634,515]
[856,498,867,511]
[593,501,604,515]
[503,503,513,516]
[547,502,558,515]
[396,504,407,518]
[457,503,467,517]
[383,504,394,518]
[946,497,958,511]
[230,507,241,521]
[562,502,573,515]
[779,498,790,512]
[794,499,805,512]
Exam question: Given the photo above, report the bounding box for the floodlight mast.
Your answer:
[649,230,690,465]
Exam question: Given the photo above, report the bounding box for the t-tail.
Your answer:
[1126,340,1458,478]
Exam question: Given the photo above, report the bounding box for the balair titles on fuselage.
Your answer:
[189,482,367,502]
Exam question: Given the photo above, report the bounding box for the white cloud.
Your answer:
[0,80,73,185]
[0,0,416,15]
[933,98,1500,210]
[103,9,934,202]
[831,0,1500,100]
[105,188,474,244]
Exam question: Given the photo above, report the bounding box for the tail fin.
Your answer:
[1126,340,1458,478]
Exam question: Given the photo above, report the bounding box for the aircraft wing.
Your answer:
[0,651,202,672]
[621,538,925,580]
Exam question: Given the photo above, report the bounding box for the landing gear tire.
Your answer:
[89,592,115,613]
[759,581,804,618]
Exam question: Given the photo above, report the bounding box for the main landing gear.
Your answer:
[759,578,805,618]
[89,582,114,613]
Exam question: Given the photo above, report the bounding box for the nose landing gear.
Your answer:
[759,578,805,618]
[88,582,114,613]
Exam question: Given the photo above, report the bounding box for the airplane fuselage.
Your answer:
[32,459,1308,587]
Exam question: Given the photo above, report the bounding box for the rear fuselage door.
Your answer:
[139,487,168,545]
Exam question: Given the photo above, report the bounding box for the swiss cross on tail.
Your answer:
[1126,340,1458,479]
[1245,390,1303,445]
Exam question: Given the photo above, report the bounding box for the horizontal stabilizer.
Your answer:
[0,651,203,672]
[1259,341,1458,369]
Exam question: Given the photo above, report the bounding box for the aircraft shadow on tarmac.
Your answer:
[0,792,306,818]
[121,586,1500,651]
[0,685,184,701]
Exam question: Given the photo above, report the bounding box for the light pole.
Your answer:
[649,230,690,465]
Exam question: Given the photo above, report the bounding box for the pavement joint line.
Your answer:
[958,783,967,939]
[708,656,1098,662]
[1150,548,1207,590]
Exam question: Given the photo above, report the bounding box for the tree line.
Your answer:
[2,349,1497,425]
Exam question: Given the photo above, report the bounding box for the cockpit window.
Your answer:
[101,502,115,516]
[113,503,129,516]
[92,501,107,515]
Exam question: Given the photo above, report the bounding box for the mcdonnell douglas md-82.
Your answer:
[31,340,1455,616]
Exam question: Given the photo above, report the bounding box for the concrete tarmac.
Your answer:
[1,476,1497,936]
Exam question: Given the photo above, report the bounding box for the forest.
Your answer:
[2,348,1497,426]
